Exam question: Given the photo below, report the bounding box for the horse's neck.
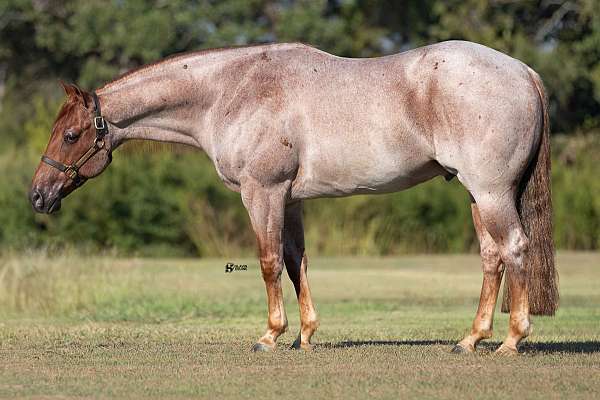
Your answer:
[96,46,268,154]
[96,65,211,151]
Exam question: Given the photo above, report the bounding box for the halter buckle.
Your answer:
[65,166,78,180]
[94,116,106,130]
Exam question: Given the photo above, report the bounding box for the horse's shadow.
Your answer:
[319,339,600,354]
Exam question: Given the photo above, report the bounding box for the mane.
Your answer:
[120,140,198,156]
[54,99,76,122]
[97,42,311,91]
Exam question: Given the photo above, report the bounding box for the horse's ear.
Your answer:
[59,80,77,97]
[59,81,92,109]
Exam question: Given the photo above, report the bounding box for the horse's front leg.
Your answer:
[241,177,290,352]
[283,201,319,350]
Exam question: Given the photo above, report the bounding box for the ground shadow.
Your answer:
[319,339,600,354]
[517,341,600,354]
[319,339,453,349]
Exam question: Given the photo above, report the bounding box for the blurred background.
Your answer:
[0,0,598,257]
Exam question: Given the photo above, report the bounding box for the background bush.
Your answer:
[0,0,598,256]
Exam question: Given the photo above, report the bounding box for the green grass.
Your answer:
[0,252,599,399]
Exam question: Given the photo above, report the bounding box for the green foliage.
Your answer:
[552,135,600,249]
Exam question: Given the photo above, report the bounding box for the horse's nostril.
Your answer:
[30,189,44,211]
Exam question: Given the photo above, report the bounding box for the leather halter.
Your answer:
[41,92,109,186]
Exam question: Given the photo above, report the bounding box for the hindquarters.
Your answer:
[436,63,557,317]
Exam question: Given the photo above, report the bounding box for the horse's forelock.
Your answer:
[51,96,86,135]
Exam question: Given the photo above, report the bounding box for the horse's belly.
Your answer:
[290,147,443,199]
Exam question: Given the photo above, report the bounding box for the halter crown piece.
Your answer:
[41,92,108,186]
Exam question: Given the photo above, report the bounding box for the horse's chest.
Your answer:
[212,154,243,192]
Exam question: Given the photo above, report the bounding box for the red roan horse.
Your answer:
[30,41,558,354]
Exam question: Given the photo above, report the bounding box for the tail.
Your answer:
[501,67,559,316]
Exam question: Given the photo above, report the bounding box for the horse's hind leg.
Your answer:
[453,202,504,353]
[283,201,319,350]
[474,192,531,354]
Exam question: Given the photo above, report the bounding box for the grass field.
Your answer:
[0,252,599,399]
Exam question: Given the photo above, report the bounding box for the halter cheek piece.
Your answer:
[41,92,109,186]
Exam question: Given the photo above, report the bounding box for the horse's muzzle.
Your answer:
[29,186,62,214]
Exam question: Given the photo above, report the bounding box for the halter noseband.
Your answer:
[41,92,109,186]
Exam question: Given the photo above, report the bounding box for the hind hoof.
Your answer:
[495,344,519,356]
[251,342,274,352]
[451,343,474,354]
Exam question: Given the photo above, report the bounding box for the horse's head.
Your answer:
[29,83,112,213]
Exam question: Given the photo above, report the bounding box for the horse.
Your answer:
[29,40,558,354]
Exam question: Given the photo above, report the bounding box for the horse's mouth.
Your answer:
[47,196,62,214]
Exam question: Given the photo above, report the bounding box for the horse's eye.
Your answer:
[64,129,79,144]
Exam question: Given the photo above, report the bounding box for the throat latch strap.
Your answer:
[92,92,108,138]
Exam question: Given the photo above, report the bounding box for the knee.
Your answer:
[260,253,283,281]
[480,244,501,274]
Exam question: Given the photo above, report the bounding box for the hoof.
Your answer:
[495,344,519,356]
[291,337,313,351]
[451,343,474,354]
[251,342,274,352]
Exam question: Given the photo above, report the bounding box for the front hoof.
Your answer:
[495,344,519,356]
[451,343,474,354]
[251,342,274,352]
